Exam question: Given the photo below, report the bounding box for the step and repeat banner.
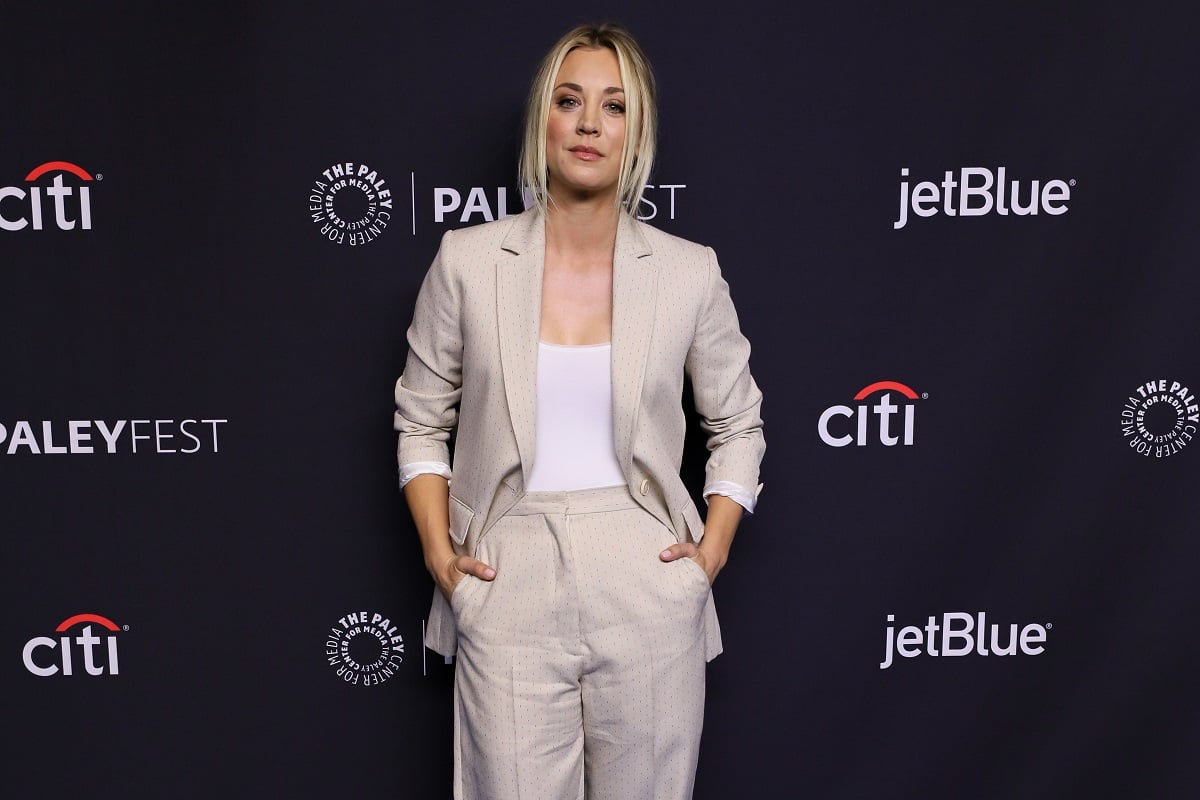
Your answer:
[3,3,1197,797]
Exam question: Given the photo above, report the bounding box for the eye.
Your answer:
[555,95,580,109]
[605,101,626,114]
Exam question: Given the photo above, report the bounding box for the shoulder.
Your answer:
[634,218,713,262]
[436,213,523,260]
[631,218,719,292]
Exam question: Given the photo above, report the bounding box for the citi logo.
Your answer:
[818,380,922,447]
[23,613,125,677]
[893,166,1073,230]
[880,612,1051,670]
[1,160,96,231]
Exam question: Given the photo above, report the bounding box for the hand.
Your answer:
[434,553,496,602]
[659,542,724,585]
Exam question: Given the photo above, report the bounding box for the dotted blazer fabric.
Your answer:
[395,208,765,656]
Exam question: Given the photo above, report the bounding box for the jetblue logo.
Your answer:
[893,166,1073,229]
[880,612,1050,670]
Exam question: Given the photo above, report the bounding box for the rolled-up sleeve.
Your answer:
[685,247,766,504]
[702,480,759,514]
[394,230,464,469]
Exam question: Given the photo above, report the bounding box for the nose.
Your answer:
[578,104,599,135]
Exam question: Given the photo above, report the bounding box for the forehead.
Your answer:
[555,46,623,87]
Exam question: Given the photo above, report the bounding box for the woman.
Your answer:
[395,23,764,800]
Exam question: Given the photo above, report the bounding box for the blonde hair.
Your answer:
[518,23,657,216]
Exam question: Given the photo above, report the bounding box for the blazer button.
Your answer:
[639,478,650,496]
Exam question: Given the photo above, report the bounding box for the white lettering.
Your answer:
[460,187,493,223]
[202,419,227,452]
[820,389,918,447]
[23,627,120,677]
[8,421,39,454]
[0,186,28,230]
[22,637,58,676]
[941,612,974,656]
[130,419,151,453]
[76,625,104,675]
[433,188,461,222]
[95,420,126,453]
[817,405,854,447]
[959,167,994,216]
[69,420,93,453]
[880,612,1051,668]
[179,419,202,453]
[155,419,176,453]
[41,420,67,454]
[895,166,1071,229]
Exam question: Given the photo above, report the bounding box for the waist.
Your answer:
[507,485,639,516]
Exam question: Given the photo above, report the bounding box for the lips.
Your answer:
[569,146,601,160]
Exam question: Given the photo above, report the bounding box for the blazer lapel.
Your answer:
[610,213,657,476]
[497,210,544,486]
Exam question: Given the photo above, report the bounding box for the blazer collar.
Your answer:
[496,209,657,484]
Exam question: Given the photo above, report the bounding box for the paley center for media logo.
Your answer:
[818,380,924,447]
[1120,378,1197,458]
[0,417,227,455]
[892,166,1074,229]
[325,610,406,686]
[1,160,98,232]
[23,613,127,677]
[309,161,394,246]
[879,611,1051,670]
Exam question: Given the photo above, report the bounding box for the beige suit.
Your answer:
[395,208,765,658]
[395,208,765,799]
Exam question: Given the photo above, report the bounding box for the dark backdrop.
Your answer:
[3,2,1198,797]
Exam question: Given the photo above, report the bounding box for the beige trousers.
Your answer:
[449,486,714,800]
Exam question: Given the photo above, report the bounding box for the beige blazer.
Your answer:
[395,208,765,655]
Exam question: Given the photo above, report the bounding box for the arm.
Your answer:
[395,231,495,598]
[660,494,743,584]
[404,473,494,601]
[660,247,765,584]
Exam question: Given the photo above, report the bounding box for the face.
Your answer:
[545,46,627,201]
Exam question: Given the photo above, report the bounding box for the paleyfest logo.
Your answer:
[0,417,227,455]
[432,182,687,224]
[325,610,405,686]
[1,160,97,232]
[309,161,393,246]
[1121,378,1197,458]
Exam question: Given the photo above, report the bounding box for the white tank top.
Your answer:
[525,341,626,492]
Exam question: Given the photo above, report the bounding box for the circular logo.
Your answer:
[1120,378,1198,458]
[325,611,405,686]
[308,162,394,247]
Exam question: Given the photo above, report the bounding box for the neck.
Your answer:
[544,194,622,257]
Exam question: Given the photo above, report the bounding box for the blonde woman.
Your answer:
[396,23,764,800]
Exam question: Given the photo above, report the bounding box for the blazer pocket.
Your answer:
[448,495,475,546]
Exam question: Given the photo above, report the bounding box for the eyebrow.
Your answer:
[553,82,625,95]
